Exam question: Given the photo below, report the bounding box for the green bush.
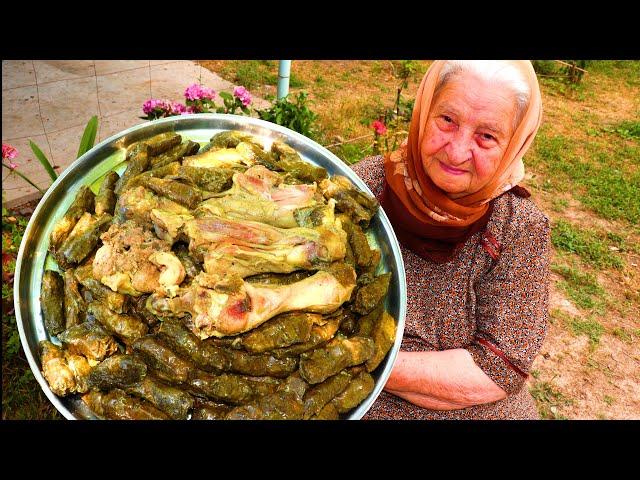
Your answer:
[257,92,318,139]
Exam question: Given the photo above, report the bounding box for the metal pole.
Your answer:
[277,60,291,100]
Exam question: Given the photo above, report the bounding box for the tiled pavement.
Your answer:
[2,60,271,207]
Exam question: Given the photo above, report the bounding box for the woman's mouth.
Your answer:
[439,161,467,175]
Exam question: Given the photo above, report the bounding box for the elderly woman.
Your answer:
[353,60,549,420]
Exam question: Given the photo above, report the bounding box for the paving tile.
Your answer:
[150,60,180,66]
[150,61,203,102]
[38,77,99,133]
[48,123,100,175]
[2,86,44,138]
[98,109,147,143]
[97,67,151,117]
[94,60,149,76]
[33,60,95,84]
[2,60,37,90]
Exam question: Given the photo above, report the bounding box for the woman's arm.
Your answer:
[384,349,507,410]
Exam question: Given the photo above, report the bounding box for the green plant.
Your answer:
[551,220,624,269]
[551,262,606,311]
[257,92,318,138]
[568,316,605,349]
[530,380,573,420]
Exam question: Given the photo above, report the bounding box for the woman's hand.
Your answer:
[383,349,507,410]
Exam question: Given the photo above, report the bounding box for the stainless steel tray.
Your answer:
[15,113,407,420]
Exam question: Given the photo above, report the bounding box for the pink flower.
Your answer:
[184,83,216,101]
[142,99,170,115]
[2,143,18,160]
[233,86,252,107]
[168,102,188,115]
[8,161,18,169]
[180,105,197,115]
[372,120,387,136]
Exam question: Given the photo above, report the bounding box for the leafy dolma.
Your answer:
[191,400,233,420]
[74,264,128,313]
[272,316,341,358]
[310,402,340,420]
[58,321,118,361]
[115,143,151,195]
[132,335,194,384]
[240,312,316,354]
[331,370,375,413]
[366,311,397,372]
[95,171,119,216]
[41,270,65,336]
[40,340,91,396]
[188,371,281,405]
[299,336,375,384]
[353,272,391,315]
[58,212,112,266]
[63,269,86,329]
[126,374,194,420]
[149,140,199,169]
[88,301,148,344]
[100,388,170,420]
[88,354,147,390]
[141,176,202,210]
[49,185,95,254]
[302,369,352,419]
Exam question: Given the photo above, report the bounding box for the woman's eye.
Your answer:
[481,133,495,141]
[442,115,453,123]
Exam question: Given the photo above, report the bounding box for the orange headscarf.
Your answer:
[380,60,542,262]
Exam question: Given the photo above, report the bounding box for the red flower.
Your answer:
[372,120,387,136]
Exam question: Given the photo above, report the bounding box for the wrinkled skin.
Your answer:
[147,267,356,339]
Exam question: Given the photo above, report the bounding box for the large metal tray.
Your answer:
[14,113,407,420]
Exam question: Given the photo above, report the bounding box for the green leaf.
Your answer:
[219,92,233,101]
[76,116,98,159]
[28,141,58,182]
[2,162,46,193]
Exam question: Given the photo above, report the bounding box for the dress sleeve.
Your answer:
[350,155,385,198]
[466,211,551,395]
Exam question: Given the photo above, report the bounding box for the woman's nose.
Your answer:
[446,131,473,166]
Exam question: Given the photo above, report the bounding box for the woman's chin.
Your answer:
[432,177,468,196]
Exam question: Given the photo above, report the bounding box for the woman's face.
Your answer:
[421,73,517,196]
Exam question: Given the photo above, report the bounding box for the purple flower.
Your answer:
[2,143,18,160]
[233,86,252,107]
[184,83,216,101]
